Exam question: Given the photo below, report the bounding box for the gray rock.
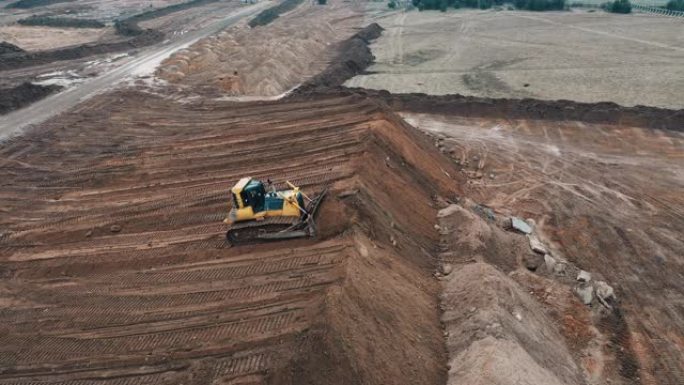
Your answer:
[527,235,547,254]
[110,225,122,233]
[595,281,615,302]
[577,270,592,283]
[511,217,532,234]
[575,283,594,305]
[544,254,556,272]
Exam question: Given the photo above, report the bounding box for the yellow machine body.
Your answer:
[224,177,304,224]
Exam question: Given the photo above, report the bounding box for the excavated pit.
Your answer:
[0,81,62,115]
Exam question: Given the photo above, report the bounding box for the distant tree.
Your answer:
[388,0,397,8]
[514,0,565,10]
[414,0,564,10]
[603,0,631,13]
[317,0,327,4]
[666,0,684,11]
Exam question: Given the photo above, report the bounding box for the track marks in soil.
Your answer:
[0,92,455,384]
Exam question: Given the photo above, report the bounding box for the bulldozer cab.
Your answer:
[231,178,266,213]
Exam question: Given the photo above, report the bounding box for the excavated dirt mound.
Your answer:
[442,263,585,385]
[0,30,162,71]
[293,23,383,94]
[0,41,25,54]
[0,0,210,70]
[157,1,365,97]
[0,81,62,114]
[315,88,684,132]
[0,91,459,385]
[0,25,110,52]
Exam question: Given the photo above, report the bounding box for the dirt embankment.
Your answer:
[310,88,684,132]
[0,0,225,70]
[0,91,460,385]
[157,0,365,97]
[0,41,24,54]
[289,22,683,131]
[248,0,303,28]
[0,24,159,71]
[435,200,648,385]
[0,81,61,114]
[0,30,161,70]
[371,91,684,132]
[292,22,383,94]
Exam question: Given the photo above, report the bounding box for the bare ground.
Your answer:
[0,25,111,51]
[157,0,365,97]
[406,112,684,384]
[0,91,457,385]
[346,9,684,109]
[1,4,683,385]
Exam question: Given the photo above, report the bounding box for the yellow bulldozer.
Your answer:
[224,177,327,245]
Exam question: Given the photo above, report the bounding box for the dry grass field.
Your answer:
[347,8,684,108]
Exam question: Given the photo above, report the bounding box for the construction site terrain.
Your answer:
[1,2,683,385]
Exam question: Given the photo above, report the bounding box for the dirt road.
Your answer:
[0,1,271,141]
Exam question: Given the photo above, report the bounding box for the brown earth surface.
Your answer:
[0,91,458,385]
[406,112,684,385]
[1,3,683,385]
[157,0,365,97]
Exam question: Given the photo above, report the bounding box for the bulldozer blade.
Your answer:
[306,188,327,216]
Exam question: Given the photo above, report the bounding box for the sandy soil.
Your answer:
[347,9,684,109]
[405,111,684,385]
[157,0,364,97]
[0,25,110,51]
